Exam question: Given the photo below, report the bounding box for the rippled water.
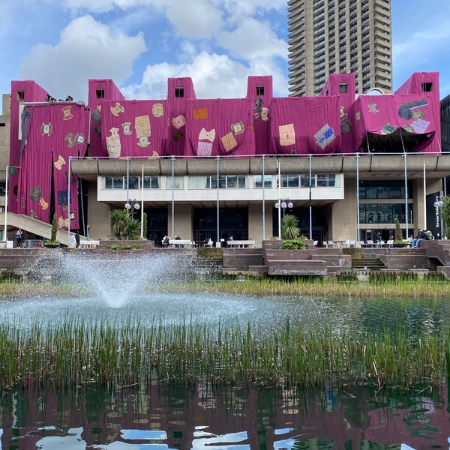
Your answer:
[1,252,450,448]
[1,384,449,449]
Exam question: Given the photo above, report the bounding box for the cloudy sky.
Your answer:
[1,0,449,102]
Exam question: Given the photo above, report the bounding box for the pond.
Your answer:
[1,252,450,448]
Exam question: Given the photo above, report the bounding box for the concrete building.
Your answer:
[1,71,448,248]
[287,0,392,96]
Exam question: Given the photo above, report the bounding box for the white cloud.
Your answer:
[120,45,288,100]
[62,0,170,13]
[215,17,287,61]
[166,0,224,39]
[19,15,147,101]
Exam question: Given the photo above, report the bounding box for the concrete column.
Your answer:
[248,203,272,247]
[329,177,357,241]
[87,182,112,240]
[168,204,194,240]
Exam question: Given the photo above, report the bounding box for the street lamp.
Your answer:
[275,198,293,239]
[125,199,140,219]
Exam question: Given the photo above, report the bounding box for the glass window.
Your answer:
[237,176,247,188]
[166,176,184,189]
[189,176,211,189]
[300,175,316,188]
[227,176,238,188]
[359,204,413,224]
[104,176,123,189]
[143,176,159,189]
[254,175,272,188]
[317,174,336,187]
[282,174,300,188]
[126,176,139,190]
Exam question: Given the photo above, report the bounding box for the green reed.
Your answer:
[0,315,448,391]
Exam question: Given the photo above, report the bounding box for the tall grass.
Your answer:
[0,315,448,391]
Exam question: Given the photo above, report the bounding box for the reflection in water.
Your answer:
[0,384,449,449]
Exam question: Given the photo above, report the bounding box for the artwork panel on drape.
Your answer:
[185,99,255,157]
[270,97,341,155]
[18,143,52,223]
[185,100,219,157]
[167,78,196,156]
[88,79,125,157]
[17,103,90,226]
[217,98,254,157]
[101,100,170,158]
[355,94,437,153]
[9,81,48,214]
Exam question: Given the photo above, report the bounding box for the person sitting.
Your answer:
[412,230,429,247]
[228,236,236,248]
[162,235,170,247]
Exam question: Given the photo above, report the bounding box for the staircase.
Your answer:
[351,257,386,271]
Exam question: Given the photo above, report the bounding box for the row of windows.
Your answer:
[359,204,413,225]
[359,181,413,199]
[103,174,339,190]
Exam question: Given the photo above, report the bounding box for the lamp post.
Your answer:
[125,199,140,219]
[275,198,293,238]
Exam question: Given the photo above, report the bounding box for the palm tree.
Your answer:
[281,214,300,240]
[122,218,141,240]
[109,209,128,239]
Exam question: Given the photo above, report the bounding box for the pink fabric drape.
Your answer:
[353,94,436,152]
[18,103,90,229]
[185,98,255,157]
[101,100,170,158]
[270,96,341,155]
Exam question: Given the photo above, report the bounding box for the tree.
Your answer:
[394,214,403,241]
[109,209,128,239]
[109,208,141,240]
[440,197,450,239]
[281,214,300,240]
[51,213,57,242]
[122,217,141,240]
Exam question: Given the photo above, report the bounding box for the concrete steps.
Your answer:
[351,258,386,271]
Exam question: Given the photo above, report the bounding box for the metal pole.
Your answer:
[126,158,130,206]
[278,160,281,239]
[309,154,312,240]
[171,156,174,239]
[216,156,220,245]
[141,165,144,239]
[262,156,265,240]
[404,153,409,239]
[423,162,427,232]
[356,152,360,242]
[4,165,8,242]
[67,157,71,246]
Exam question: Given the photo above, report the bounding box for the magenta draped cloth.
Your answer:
[101,100,170,158]
[17,103,90,229]
[352,94,436,152]
[270,96,341,155]
[185,98,255,157]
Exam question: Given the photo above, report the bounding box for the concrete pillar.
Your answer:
[248,203,272,247]
[329,177,357,241]
[87,182,112,240]
[168,204,194,240]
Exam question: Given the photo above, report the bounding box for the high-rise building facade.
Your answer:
[287,0,392,96]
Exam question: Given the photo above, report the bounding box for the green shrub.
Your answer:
[280,237,307,250]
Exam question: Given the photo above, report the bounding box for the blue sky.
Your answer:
[1,0,450,102]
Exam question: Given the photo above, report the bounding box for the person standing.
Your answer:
[16,229,23,248]
[75,231,80,248]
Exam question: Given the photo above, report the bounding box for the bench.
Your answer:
[168,239,195,248]
[79,240,100,249]
[227,240,256,248]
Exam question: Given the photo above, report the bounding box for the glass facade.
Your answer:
[104,176,159,189]
[359,204,413,224]
[359,180,412,199]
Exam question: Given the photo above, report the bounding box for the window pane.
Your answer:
[189,176,210,189]
[227,176,237,188]
[254,175,272,188]
[105,177,113,189]
[238,176,247,188]
[143,176,159,189]
[166,176,184,189]
[126,176,139,190]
